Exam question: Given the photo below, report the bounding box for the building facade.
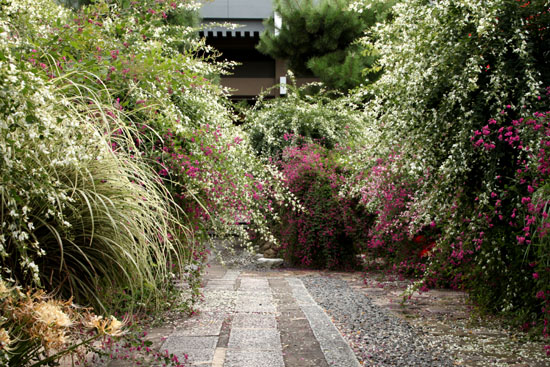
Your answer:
[199,0,316,100]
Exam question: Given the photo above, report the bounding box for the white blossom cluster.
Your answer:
[350,0,543,225]
[0,19,108,283]
[345,0,548,307]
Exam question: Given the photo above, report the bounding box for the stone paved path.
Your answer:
[96,259,549,367]
[160,264,361,367]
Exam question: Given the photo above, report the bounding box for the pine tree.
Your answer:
[257,0,394,92]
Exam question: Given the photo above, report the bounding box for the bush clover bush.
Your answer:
[343,0,550,350]
[151,122,297,247]
[35,0,294,247]
[2,1,294,312]
[244,85,371,269]
[466,95,550,344]
[244,82,366,158]
[347,152,437,276]
[272,143,370,269]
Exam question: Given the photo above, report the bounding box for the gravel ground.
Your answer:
[301,276,454,367]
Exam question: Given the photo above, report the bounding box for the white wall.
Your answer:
[200,0,274,19]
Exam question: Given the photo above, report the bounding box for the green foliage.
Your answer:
[307,43,380,92]
[0,46,189,314]
[345,0,550,344]
[244,81,365,158]
[352,0,550,243]
[1,0,295,322]
[272,144,370,269]
[257,0,394,91]
[0,0,211,313]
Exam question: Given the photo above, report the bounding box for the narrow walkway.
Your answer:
[161,264,360,366]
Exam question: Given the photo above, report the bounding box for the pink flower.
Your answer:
[533,273,539,280]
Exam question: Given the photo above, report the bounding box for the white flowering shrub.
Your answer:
[244,82,366,158]
[1,0,297,319]
[0,15,194,314]
[346,0,550,349]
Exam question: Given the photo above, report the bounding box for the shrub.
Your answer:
[0,0,212,313]
[273,143,370,269]
[463,97,550,341]
[149,122,296,247]
[346,0,550,350]
[346,152,436,276]
[0,44,190,313]
[38,0,293,248]
[244,83,365,158]
[1,0,296,317]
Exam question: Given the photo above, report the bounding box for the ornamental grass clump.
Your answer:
[0,9,193,313]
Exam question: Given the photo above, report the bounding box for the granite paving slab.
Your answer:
[224,350,284,367]
[228,328,282,350]
[161,336,219,366]
[221,270,240,280]
[270,277,330,367]
[172,315,224,337]
[235,301,277,313]
[205,280,237,291]
[287,277,361,367]
[232,313,278,329]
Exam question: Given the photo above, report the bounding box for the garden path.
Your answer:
[159,263,361,367]
[133,261,549,367]
[105,246,548,367]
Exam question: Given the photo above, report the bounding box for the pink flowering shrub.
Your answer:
[19,0,290,241]
[0,0,293,328]
[397,91,550,348]
[147,125,285,242]
[354,0,550,353]
[272,143,371,269]
[462,91,550,345]
[353,153,437,275]
[349,93,550,348]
